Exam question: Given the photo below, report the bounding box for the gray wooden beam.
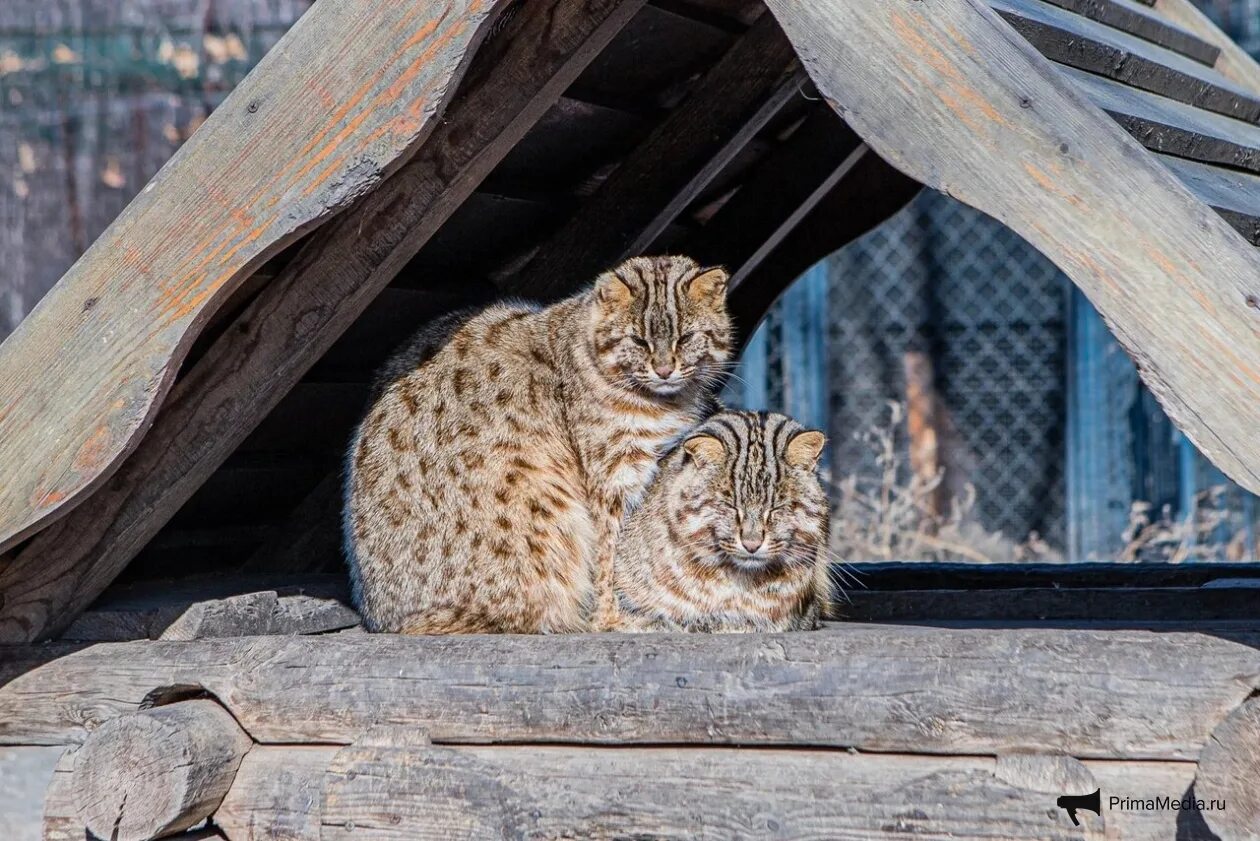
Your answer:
[0,0,648,644]
[3,627,1258,760]
[762,0,1260,494]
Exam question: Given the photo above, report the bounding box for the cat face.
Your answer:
[589,255,732,398]
[672,411,829,572]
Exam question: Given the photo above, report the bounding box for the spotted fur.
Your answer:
[345,256,732,634]
[610,410,831,633]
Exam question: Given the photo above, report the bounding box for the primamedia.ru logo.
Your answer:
[1109,794,1226,812]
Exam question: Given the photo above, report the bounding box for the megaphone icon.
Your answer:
[1056,789,1101,826]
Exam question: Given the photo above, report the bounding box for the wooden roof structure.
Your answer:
[0,0,1259,651]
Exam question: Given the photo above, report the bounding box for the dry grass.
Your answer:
[829,402,1060,564]
[828,402,1257,564]
[1120,488,1255,563]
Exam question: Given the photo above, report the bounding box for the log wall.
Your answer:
[0,626,1256,839]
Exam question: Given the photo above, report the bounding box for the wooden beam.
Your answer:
[727,152,922,341]
[4,627,1259,760]
[194,741,1195,840]
[993,0,1260,122]
[321,741,1101,839]
[1152,0,1260,93]
[504,11,803,299]
[0,0,648,644]
[0,0,516,553]
[762,0,1260,494]
[1036,0,1218,65]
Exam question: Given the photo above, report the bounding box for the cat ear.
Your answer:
[683,434,725,466]
[785,430,826,469]
[685,266,728,305]
[595,272,633,309]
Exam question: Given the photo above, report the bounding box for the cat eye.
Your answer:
[628,336,650,349]
[679,331,698,343]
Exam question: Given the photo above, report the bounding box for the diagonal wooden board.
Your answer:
[0,0,514,553]
[762,0,1260,494]
[0,0,647,643]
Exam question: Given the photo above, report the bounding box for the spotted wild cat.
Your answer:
[344,256,732,634]
[610,410,830,633]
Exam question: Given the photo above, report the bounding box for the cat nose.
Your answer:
[653,362,675,379]
[739,529,764,554]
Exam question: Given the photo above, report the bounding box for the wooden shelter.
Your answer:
[2,0,1260,837]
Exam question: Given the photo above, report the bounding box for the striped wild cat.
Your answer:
[344,256,732,634]
[611,410,831,633]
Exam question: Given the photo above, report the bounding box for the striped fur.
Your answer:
[344,256,731,634]
[611,411,831,633]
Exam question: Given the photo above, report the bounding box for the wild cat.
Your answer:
[344,256,733,634]
[610,410,831,633]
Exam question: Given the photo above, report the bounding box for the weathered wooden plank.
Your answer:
[727,152,922,341]
[1195,694,1260,840]
[0,746,63,841]
[40,746,79,841]
[1036,0,1218,65]
[852,561,1260,589]
[71,700,252,841]
[765,0,1260,493]
[504,11,802,299]
[1151,0,1260,94]
[841,586,1260,624]
[1063,65,1260,173]
[3,628,1258,759]
[215,747,337,841]
[1155,153,1260,245]
[59,575,354,641]
[684,107,865,280]
[1085,759,1208,840]
[0,0,649,644]
[321,741,1101,840]
[0,0,516,553]
[992,0,1260,122]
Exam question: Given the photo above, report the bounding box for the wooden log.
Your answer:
[215,747,336,841]
[0,0,648,644]
[0,0,518,554]
[71,699,252,841]
[0,746,64,841]
[320,740,1104,839]
[1194,694,1260,841]
[504,11,802,300]
[763,0,1260,493]
[4,628,1260,760]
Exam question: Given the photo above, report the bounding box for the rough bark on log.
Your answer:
[1194,693,1260,841]
[4,627,1259,761]
[71,699,252,841]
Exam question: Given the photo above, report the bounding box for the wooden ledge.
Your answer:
[3,625,1259,761]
